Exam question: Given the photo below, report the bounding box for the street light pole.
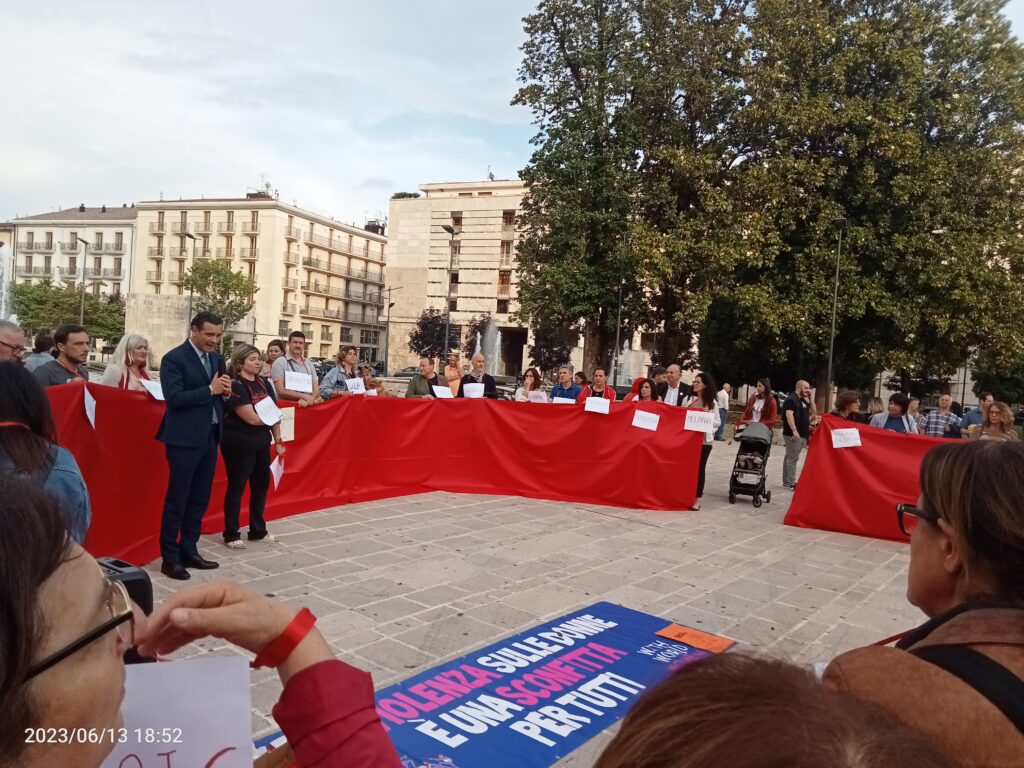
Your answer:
[75,237,90,325]
[824,218,846,414]
[183,232,197,332]
[379,285,402,376]
[441,225,457,360]
[612,278,624,388]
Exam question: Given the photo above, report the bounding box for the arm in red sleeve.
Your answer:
[272,659,402,768]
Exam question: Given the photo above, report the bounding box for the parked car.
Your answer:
[392,366,419,378]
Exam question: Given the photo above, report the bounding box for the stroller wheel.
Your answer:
[765,491,772,504]
[752,495,763,508]
[728,491,736,504]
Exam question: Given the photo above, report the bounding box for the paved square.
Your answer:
[147,444,922,766]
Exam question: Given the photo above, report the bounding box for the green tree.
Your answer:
[181,260,258,330]
[528,325,578,376]
[407,309,454,358]
[12,280,125,341]
[462,315,493,357]
[390,191,422,199]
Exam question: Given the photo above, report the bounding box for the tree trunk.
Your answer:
[814,367,830,414]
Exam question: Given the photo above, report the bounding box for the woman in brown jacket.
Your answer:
[823,440,1024,767]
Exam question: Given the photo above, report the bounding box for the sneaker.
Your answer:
[224,539,246,550]
[248,532,276,543]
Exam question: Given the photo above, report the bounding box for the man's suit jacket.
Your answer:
[656,380,692,405]
[156,340,225,447]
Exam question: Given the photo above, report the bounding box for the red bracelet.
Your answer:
[251,608,317,669]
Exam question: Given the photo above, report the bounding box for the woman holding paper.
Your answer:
[221,344,286,549]
[682,372,720,511]
[320,346,361,399]
[575,368,617,404]
[358,363,392,397]
[100,333,152,391]
[515,367,549,402]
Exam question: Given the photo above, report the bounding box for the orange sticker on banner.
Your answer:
[656,623,735,654]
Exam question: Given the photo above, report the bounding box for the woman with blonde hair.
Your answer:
[99,333,151,390]
[970,400,1019,442]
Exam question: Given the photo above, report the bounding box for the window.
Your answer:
[359,329,379,345]
[458,192,472,198]
[45,232,53,248]
[287,215,294,228]
[69,231,77,247]
[340,328,352,342]
[156,235,163,250]
[498,271,511,287]
[115,231,123,249]
[320,344,330,358]
[154,284,161,295]
[301,323,312,335]
[157,212,165,227]
[451,212,463,228]
[477,191,492,197]
[278,321,290,337]
[202,236,209,254]
[450,242,461,268]
[500,241,512,257]
[227,210,235,224]
[497,300,510,314]
[93,257,101,271]
[502,210,516,226]
[44,255,51,271]
[449,298,458,311]
[179,211,187,224]
[92,283,100,296]
[112,282,121,296]
[114,257,122,273]
[203,211,211,226]
[320,325,329,337]
[450,271,459,284]
[26,232,34,246]
[69,257,76,272]
[94,232,103,248]
[179,236,186,251]
[177,285,184,295]
[250,211,258,225]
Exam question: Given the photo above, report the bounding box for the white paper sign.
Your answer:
[139,378,164,400]
[365,389,378,396]
[99,657,251,768]
[83,385,96,429]
[432,385,455,399]
[584,396,610,414]
[254,396,283,426]
[284,370,313,393]
[345,377,366,394]
[831,427,863,448]
[464,382,485,399]
[552,396,576,405]
[684,409,716,433]
[270,456,284,489]
[527,390,548,403]
[632,410,661,431]
[279,408,295,442]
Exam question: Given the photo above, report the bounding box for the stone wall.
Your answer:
[124,293,190,364]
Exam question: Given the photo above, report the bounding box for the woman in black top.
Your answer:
[221,344,286,549]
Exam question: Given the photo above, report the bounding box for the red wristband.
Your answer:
[251,608,317,669]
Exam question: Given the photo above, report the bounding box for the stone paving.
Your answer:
[146,443,923,767]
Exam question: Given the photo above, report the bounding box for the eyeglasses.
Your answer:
[26,579,135,682]
[0,340,27,356]
[896,503,940,537]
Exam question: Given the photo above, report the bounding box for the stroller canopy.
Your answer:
[739,422,774,445]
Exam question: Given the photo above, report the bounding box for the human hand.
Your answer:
[210,374,232,396]
[275,443,286,456]
[297,399,309,408]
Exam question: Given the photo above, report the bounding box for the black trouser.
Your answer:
[160,426,219,563]
[221,442,271,542]
[697,443,713,498]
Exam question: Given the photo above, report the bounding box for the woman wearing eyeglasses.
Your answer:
[823,440,1024,767]
[0,477,401,768]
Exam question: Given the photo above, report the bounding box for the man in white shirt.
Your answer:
[715,382,732,441]
[657,364,689,406]
[271,331,319,406]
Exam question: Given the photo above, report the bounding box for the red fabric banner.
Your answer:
[45,384,703,565]
[784,414,948,542]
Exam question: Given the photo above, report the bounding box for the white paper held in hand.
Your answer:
[82,385,96,429]
[632,410,660,431]
[527,389,548,403]
[584,397,610,414]
[345,377,366,394]
[284,370,313,394]
[432,385,455,399]
[99,657,251,768]
[270,456,284,489]
[552,396,576,405]
[279,408,295,442]
[684,410,716,433]
[464,382,485,399]
[365,389,378,396]
[831,428,862,449]
[139,378,164,400]
[254,396,283,426]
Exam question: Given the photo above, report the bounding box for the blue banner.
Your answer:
[255,601,730,767]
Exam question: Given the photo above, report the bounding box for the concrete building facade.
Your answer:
[127,192,387,361]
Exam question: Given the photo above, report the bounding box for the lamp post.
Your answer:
[441,225,457,360]
[183,232,198,331]
[824,218,846,414]
[380,285,401,376]
[612,277,625,388]
[75,237,90,325]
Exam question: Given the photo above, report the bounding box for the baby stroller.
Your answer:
[728,421,773,508]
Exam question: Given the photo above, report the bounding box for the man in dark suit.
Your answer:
[656,363,692,406]
[156,311,232,580]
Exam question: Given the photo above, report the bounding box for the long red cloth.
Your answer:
[45,384,703,565]
[784,414,946,543]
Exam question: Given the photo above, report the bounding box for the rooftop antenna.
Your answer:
[487,165,495,181]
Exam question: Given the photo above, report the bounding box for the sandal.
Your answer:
[224,539,246,550]
[690,500,702,511]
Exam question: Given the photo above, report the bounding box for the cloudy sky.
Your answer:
[4,0,1024,226]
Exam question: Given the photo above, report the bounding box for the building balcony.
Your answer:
[193,221,213,235]
[284,251,299,265]
[302,281,344,299]
[499,254,513,268]
[168,247,186,258]
[84,268,124,279]
[300,305,343,320]
[501,224,516,237]
[497,284,511,299]
[170,222,189,234]
[322,332,334,342]
[240,248,259,261]
[282,277,298,290]
[284,226,302,241]
[146,271,164,282]
[18,242,54,253]
[281,303,296,315]
[60,242,81,253]
[241,221,260,234]
[168,272,185,284]
[149,222,166,233]
[148,247,165,258]
[218,222,236,234]
[16,265,46,276]
[345,290,383,305]
[216,248,235,259]
[59,266,78,278]
[195,249,213,259]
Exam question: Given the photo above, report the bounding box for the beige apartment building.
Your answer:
[126,191,387,361]
[9,205,138,298]
[386,179,528,375]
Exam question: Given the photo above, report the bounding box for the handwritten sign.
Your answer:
[527,390,548,403]
[655,623,735,654]
[139,379,164,400]
[831,428,862,448]
[464,383,485,399]
[270,456,284,490]
[584,397,610,414]
[552,396,576,405]
[684,410,715,433]
[345,377,366,394]
[279,408,295,442]
[631,410,660,432]
[283,371,312,394]
[100,657,251,768]
[254,396,283,426]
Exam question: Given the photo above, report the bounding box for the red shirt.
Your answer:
[576,386,617,405]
